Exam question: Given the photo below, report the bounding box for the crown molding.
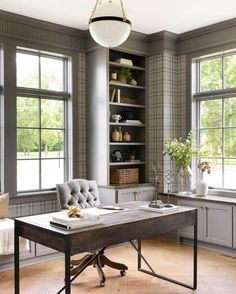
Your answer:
[0,9,87,52]
[0,9,235,56]
[147,31,178,55]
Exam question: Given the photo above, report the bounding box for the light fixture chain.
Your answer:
[89,0,101,23]
[120,0,127,21]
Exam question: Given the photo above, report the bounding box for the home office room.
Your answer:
[0,1,235,293]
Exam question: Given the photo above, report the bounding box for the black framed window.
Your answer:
[16,49,70,192]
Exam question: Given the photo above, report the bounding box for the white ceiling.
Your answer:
[0,0,235,34]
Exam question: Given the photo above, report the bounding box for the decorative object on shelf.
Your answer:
[111,70,118,80]
[122,110,135,120]
[129,147,136,160]
[120,96,137,104]
[111,129,120,141]
[129,78,137,86]
[88,0,131,48]
[123,131,131,142]
[110,168,139,184]
[196,161,211,196]
[117,67,132,84]
[114,58,133,66]
[112,114,122,123]
[118,127,123,141]
[111,150,123,162]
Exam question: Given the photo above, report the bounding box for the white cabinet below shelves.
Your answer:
[177,198,233,248]
[99,184,154,205]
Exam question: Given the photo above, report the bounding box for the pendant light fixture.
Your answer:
[89,0,131,48]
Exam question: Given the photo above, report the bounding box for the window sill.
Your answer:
[10,190,57,204]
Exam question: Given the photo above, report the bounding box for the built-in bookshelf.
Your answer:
[109,49,147,184]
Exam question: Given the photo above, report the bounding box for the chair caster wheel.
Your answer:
[120,270,126,276]
[100,281,106,287]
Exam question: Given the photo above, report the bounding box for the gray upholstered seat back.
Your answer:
[56,179,100,210]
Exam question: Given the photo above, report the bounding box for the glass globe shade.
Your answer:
[89,1,131,48]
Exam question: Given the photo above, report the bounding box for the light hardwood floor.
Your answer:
[1,237,236,294]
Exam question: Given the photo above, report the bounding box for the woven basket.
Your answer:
[110,168,139,184]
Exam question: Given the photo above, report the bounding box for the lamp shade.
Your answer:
[89,1,131,48]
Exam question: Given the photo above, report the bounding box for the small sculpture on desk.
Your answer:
[148,165,177,210]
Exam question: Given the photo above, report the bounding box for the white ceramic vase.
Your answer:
[196,173,208,196]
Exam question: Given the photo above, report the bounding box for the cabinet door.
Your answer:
[233,206,236,248]
[117,188,136,202]
[203,202,232,247]
[35,243,57,256]
[136,187,155,201]
[177,199,204,241]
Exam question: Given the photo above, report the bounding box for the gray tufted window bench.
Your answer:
[56,179,128,287]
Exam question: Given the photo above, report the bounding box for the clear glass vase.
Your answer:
[178,167,192,195]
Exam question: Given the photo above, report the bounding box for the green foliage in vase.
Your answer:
[163,132,212,171]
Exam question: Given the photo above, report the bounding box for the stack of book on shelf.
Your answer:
[114,58,133,66]
[110,89,121,103]
[122,119,142,124]
[50,211,103,230]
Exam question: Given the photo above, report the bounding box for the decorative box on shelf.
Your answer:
[110,168,139,184]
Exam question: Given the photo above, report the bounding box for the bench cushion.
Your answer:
[0,218,29,255]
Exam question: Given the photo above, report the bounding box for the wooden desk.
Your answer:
[14,201,197,294]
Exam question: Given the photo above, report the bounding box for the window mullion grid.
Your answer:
[222,98,225,188]
[39,98,42,190]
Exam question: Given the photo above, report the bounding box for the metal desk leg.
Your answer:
[131,210,198,290]
[14,220,20,294]
[65,237,71,294]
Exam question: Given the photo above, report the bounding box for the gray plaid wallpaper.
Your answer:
[77,52,87,179]
[148,51,187,192]
[10,53,87,218]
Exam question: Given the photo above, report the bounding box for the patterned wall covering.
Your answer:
[9,52,87,218]
[77,52,87,179]
[148,51,187,192]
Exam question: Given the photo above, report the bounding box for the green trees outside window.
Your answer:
[16,49,69,192]
[196,52,236,190]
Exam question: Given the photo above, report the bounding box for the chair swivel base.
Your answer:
[70,252,128,287]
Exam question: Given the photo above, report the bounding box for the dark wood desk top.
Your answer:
[15,201,196,255]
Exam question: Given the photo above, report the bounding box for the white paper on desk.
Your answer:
[81,207,129,217]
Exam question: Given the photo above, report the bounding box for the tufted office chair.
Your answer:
[56,179,128,287]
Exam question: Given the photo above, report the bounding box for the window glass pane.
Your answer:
[41,130,64,158]
[200,58,222,92]
[224,97,236,126]
[17,97,39,127]
[17,53,39,88]
[41,159,64,189]
[224,129,236,157]
[41,57,64,91]
[224,55,236,89]
[224,159,236,189]
[200,129,222,156]
[17,129,39,159]
[17,160,39,191]
[200,99,222,128]
[41,99,64,128]
[206,158,223,188]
